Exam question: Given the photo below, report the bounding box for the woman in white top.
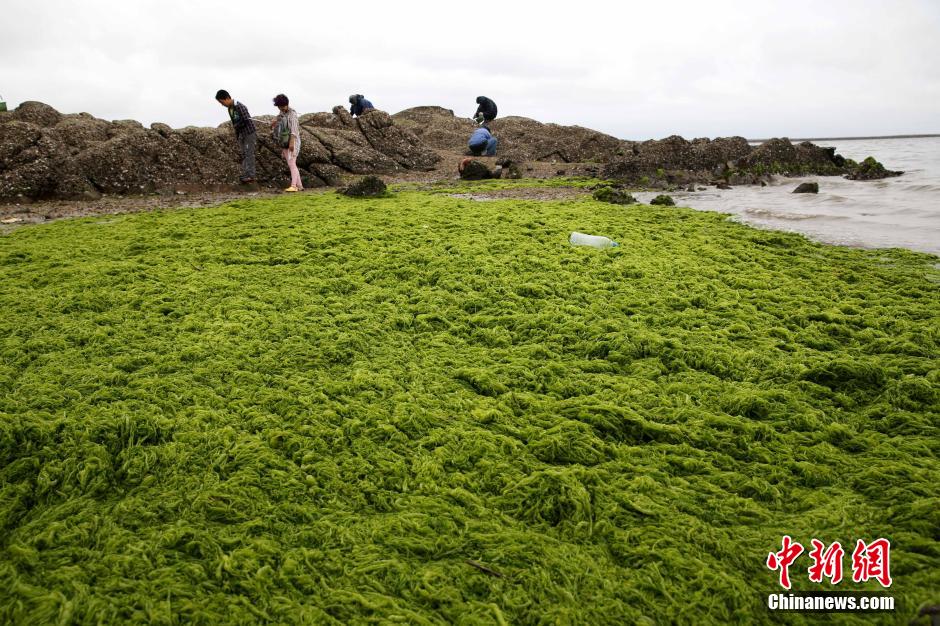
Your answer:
[271,93,303,192]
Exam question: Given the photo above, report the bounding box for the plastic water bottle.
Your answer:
[569,232,619,249]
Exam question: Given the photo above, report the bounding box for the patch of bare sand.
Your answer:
[0,189,315,232]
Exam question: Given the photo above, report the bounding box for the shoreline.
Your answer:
[3,176,938,262]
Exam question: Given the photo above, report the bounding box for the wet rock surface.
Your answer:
[603,135,752,183]
[844,156,903,181]
[458,158,499,180]
[793,182,820,194]
[592,186,637,205]
[340,175,388,198]
[602,135,896,186]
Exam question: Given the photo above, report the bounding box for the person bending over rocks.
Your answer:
[215,89,257,184]
[468,125,498,157]
[349,94,374,117]
[271,94,303,192]
[473,96,497,124]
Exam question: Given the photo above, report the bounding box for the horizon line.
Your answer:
[746,133,940,143]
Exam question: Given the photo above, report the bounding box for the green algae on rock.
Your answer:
[340,175,390,198]
[846,156,904,181]
[650,194,676,206]
[592,186,637,205]
[0,190,937,624]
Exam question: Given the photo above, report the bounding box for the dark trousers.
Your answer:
[238,132,257,179]
[469,137,498,157]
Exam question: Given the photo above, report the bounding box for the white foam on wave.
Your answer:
[742,207,847,221]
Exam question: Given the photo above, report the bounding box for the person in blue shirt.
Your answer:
[468,125,498,156]
[349,94,374,117]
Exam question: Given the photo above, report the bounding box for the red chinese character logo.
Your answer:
[807,539,844,584]
[851,538,892,588]
[767,535,805,589]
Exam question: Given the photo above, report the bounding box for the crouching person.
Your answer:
[473,96,497,124]
[349,94,374,117]
[468,125,498,157]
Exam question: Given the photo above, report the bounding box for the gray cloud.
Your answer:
[1,0,937,139]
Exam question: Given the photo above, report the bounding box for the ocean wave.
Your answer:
[894,183,940,193]
[742,207,847,221]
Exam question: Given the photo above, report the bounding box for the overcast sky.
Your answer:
[2,0,938,139]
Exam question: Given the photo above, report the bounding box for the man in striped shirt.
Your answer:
[215,89,257,184]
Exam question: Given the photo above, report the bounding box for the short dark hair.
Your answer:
[273,94,289,107]
[215,89,231,101]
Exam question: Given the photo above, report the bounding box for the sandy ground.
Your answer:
[0,189,292,225]
[0,149,602,230]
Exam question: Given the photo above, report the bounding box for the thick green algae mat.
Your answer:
[0,188,938,625]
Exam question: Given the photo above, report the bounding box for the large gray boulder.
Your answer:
[845,156,903,180]
[744,137,798,168]
[459,158,499,180]
[353,108,439,170]
[9,101,62,127]
[691,136,752,169]
[340,175,388,198]
[793,182,819,193]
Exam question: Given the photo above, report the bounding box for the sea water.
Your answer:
[637,136,940,256]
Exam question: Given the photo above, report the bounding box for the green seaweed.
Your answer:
[0,191,937,624]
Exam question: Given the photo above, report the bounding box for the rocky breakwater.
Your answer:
[393,107,902,187]
[0,102,439,201]
[392,106,631,164]
[602,135,903,189]
[1,100,904,202]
